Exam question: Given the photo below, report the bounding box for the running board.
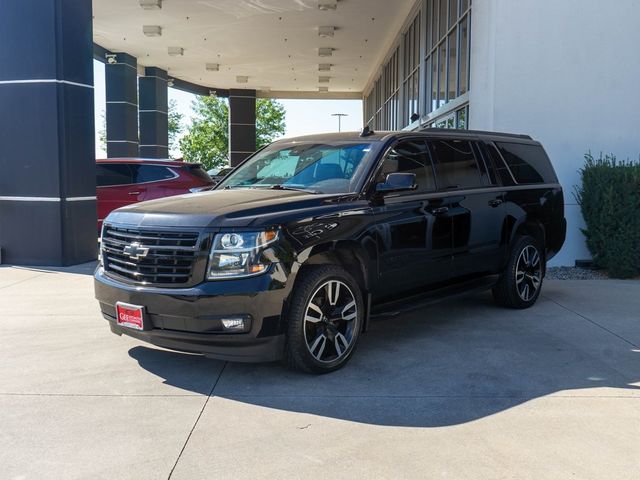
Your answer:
[370,275,500,319]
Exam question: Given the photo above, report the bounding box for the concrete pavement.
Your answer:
[1,263,639,479]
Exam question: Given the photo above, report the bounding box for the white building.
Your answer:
[364,0,640,265]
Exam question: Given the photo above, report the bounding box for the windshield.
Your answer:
[217,142,375,194]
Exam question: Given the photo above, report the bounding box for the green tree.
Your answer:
[167,99,184,158]
[179,96,286,170]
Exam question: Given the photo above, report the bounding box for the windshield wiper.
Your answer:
[269,184,320,194]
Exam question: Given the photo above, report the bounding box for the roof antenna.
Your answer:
[360,125,374,137]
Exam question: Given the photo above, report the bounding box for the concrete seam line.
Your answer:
[0,79,93,89]
[0,273,47,290]
[543,294,640,349]
[167,361,228,480]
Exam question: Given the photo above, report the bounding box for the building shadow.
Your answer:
[128,291,640,427]
[4,261,98,276]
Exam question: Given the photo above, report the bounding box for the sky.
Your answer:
[93,60,363,158]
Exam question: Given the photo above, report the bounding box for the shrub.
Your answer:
[575,153,640,278]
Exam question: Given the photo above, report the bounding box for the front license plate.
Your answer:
[116,302,145,330]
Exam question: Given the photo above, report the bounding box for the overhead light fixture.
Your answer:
[168,47,184,56]
[319,86,329,92]
[236,76,249,83]
[206,63,220,71]
[139,0,162,10]
[209,90,217,97]
[105,53,117,64]
[167,78,174,87]
[319,76,331,83]
[318,26,335,38]
[318,1,337,11]
[318,63,332,71]
[318,47,334,57]
[142,25,162,37]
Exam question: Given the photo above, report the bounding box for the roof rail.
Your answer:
[418,127,533,140]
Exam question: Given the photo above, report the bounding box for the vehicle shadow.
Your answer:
[128,290,640,427]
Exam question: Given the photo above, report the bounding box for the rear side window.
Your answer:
[184,165,213,183]
[96,164,134,186]
[133,165,176,183]
[429,139,483,189]
[495,142,558,184]
[378,140,435,194]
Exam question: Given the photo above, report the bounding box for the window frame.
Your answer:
[427,137,486,191]
[96,163,179,188]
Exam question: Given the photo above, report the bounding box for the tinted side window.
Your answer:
[134,165,176,183]
[495,142,557,184]
[429,139,483,189]
[485,143,516,186]
[96,164,133,187]
[378,140,435,194]
[184,165,213,183]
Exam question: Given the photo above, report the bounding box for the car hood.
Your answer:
[105,188,363,229]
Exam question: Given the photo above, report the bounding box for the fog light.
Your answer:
[221,317,245,331]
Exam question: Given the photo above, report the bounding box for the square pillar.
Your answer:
[228,89,256,166]
[139,67,168,158]
[0,0,96,266]
[106,53,138,157]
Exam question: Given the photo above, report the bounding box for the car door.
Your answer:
[372,138,453,295]
[427,138,506,278]
[132,164,178,201]
[96,163,138,227]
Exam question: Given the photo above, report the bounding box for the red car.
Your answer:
[96,158,214,229]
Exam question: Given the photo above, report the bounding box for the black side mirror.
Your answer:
[375,173,417,193]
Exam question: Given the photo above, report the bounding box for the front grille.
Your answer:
[101,225,201,285]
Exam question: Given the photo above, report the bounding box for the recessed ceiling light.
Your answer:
[140,0,162,10]
[318,47,334,57]
[318,26,335,38]
[319,76,331,83]
[168,47,184,56]
[319,86,329,92]
[318,63,332,71]
[236,76,249,83]
[206,63,220,71]
[318,1,337,11]
[142,25,162,37]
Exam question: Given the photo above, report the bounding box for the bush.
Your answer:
[575,153,640,278]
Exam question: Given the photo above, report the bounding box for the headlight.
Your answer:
[207,230,279,279]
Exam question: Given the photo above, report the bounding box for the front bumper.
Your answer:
[94,265,292,362]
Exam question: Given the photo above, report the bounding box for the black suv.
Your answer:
[95,129,566,373]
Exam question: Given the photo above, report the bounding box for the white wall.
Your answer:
[470,0,640,265]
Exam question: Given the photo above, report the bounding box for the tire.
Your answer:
[492,235,545,309]
[284,265,364,374]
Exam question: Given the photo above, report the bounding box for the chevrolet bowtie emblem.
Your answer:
[123,242,149,260]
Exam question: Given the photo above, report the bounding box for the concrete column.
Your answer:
[0,0,96,266]
[139,67,168,158]
[106,53,138,157]
[228,89,256,166]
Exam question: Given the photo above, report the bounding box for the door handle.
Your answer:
[430,206,449,215]
[488,199,503,207]
[128,191,141,195]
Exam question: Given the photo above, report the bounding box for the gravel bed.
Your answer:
[545,266,610,280]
